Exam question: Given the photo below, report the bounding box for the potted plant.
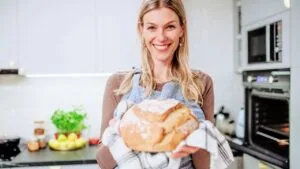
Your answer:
[51,107,87,139]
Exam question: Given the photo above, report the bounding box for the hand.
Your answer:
[170,145,200,158]
[108,118,121,133]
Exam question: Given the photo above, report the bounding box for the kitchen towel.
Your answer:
[102,118,234,169]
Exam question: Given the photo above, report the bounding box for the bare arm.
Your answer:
[192,74,214,169]
[96,74,124,169]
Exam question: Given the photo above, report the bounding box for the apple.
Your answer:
[89,137,100,145]
[68,133,77,142]
[48,139,60,149]
[57,134,67,142]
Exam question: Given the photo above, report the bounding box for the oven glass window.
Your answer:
[251,95,289,157]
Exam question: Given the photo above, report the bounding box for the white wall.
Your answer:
[0,0,242,140]
[290,0,300,168]
[185,0,244,117]
[0,75,109,140]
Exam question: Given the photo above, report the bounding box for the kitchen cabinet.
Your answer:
[95,0,141,73]
[18,0,96,74]
[290,1,300,169]
[226,156,243,169]
[242,0,290,26]
[243,154,281,169]
[15,164,100,169]
[0,0,18,69]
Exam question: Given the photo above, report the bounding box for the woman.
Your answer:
[97,0,214,168]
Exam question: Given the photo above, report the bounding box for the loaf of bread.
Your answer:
[119,99,199,152]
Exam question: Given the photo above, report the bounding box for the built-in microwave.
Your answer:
[248,20,282,64]
[242,11,290,70]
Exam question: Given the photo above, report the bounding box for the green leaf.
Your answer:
[51,107,87,133]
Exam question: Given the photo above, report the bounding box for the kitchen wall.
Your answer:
[290,0,300,168]
[0,75,109,139]
[0,0,242,140]
[186,0,244,117]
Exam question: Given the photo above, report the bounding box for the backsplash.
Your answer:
[0,73,243,141]
[0,75,109,140]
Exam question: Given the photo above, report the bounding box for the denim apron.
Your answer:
[114,70,205,168]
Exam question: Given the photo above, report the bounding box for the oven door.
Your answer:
[248,89,289,158]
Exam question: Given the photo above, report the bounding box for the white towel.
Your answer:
[102,119,234,169]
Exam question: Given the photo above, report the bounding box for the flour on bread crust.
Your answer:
[120,99,199,152]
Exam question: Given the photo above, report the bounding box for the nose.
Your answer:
[157,29,167,42]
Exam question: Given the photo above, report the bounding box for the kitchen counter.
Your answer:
[0,145,98,168]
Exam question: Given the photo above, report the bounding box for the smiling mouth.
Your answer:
[153,44,171,51]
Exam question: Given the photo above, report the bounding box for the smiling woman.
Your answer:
[140,7,184,66]
[97,0,215,169]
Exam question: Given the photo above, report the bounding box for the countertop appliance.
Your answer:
[0,136,21,161]
[242,69,290,168]
[242,11,290,70]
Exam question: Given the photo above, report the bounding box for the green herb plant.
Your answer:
[51,108,87,134]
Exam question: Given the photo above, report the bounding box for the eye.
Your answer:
[166,25,176,30]
[146,26,156,31]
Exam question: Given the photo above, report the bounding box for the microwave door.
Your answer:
[248,27,267,63]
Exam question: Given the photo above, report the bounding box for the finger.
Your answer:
[179,146,199,154]
[170,151,190,158]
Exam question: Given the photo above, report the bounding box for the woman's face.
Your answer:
[140,7,183,64]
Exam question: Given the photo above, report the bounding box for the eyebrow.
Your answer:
[144,20,177,25]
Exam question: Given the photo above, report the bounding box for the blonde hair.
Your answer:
[115,0,204,106]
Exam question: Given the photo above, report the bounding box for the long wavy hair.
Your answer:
[115,0,204,105]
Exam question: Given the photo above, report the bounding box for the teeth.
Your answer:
[154,44,169,50]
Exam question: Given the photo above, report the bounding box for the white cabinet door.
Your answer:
[243,154,282,169]
[96,0,141,73]
[18,0,96,74]
[0,0,18,69]
[242,0,289,26]
[61,164,100,169]
[15,164,100,169]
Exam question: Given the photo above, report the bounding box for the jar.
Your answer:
[27,137,40,152]
[38,136,47,149]
[34,120,45,139]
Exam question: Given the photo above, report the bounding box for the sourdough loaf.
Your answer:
[119,99,199,152]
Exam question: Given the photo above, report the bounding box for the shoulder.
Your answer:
[106,70,137,88]
[107,71,129,86]
[191,69,213,88]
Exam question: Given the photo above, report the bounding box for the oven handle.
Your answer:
[256,131,289,146]
[251,90,289,100]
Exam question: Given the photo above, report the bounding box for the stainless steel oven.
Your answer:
[243,69,290,168]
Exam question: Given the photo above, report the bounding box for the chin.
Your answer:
[152,54,173,63]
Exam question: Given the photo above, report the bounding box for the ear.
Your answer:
[179,20,186,38]
[138,21,143,35]
[179,25,184,38]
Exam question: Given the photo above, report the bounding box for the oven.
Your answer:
[243,69,290,168]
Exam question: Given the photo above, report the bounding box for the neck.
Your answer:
[153,61,171,84]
